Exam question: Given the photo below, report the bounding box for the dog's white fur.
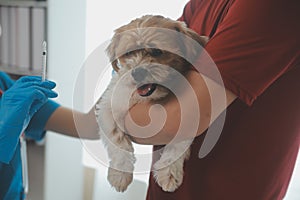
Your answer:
[95,15,208,192]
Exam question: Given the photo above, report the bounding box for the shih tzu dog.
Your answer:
[95,15,208,192]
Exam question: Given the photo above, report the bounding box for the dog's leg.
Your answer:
[98,106,136,192]
[153,139,192,192]
[96,81,136,192]
[104,127,135,192]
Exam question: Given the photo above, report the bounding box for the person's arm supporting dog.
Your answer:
[44,106,100,139]
[45,70,229,145]
[125,69,237,145]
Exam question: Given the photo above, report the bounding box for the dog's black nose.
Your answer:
[131,68,148,82]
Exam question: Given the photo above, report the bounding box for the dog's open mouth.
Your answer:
[137,84,157,96]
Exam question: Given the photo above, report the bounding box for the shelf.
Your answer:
[0,0,47,77]
[0,0,47,8]
[0,65,42,76]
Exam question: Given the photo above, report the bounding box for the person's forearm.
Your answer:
[45,106,100,139]
[125,70,237,145]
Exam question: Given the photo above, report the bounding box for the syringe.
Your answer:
[42,41,47,81]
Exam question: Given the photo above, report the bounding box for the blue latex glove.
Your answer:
[0,76,58,163]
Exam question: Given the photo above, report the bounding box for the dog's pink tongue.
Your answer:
[137,84,153,96]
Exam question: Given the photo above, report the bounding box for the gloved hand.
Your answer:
[0,76,58,163]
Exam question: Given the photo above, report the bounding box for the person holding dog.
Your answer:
[1,0,299,199]
[126,0,300,199]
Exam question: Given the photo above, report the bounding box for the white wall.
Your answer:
[85,0,189,57]
[285,155,300,200]
[44,0,86,200]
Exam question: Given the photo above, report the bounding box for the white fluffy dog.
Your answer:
[95,15,208,192]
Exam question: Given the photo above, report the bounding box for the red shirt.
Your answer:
[146,0,300,199]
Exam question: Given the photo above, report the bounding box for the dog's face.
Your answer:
[106,15,208,99]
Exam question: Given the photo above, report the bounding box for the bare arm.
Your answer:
[44,70,235,142]
[45,106,100,140]
[125,70,237,145]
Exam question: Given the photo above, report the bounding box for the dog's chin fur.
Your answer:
[95,15,208,192]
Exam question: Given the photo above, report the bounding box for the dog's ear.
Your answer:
[106,32,121,72]
[173,21,209,63]
[111,60,120,72]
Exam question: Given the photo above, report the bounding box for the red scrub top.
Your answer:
[146,0,300,199]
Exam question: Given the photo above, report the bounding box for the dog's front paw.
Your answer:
[107,167,133,192]
[153,161,184,192]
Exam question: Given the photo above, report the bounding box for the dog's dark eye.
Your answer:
[149,48,163,57]
[124,50,134,57]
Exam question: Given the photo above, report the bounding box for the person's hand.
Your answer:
[0,76,57,163]
[0,76,58,129]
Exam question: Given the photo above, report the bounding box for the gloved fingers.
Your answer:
[28,93,48,116]
[17,76,42,83]
[3,83,57,102]
[28,86,58,99]
[9,79,57,95]
[0,77,58,131]
[15,76,56,89]
[18,80,57,89]
[15,76,55,87]
[23,87,57,116]
[40,80,56,89]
